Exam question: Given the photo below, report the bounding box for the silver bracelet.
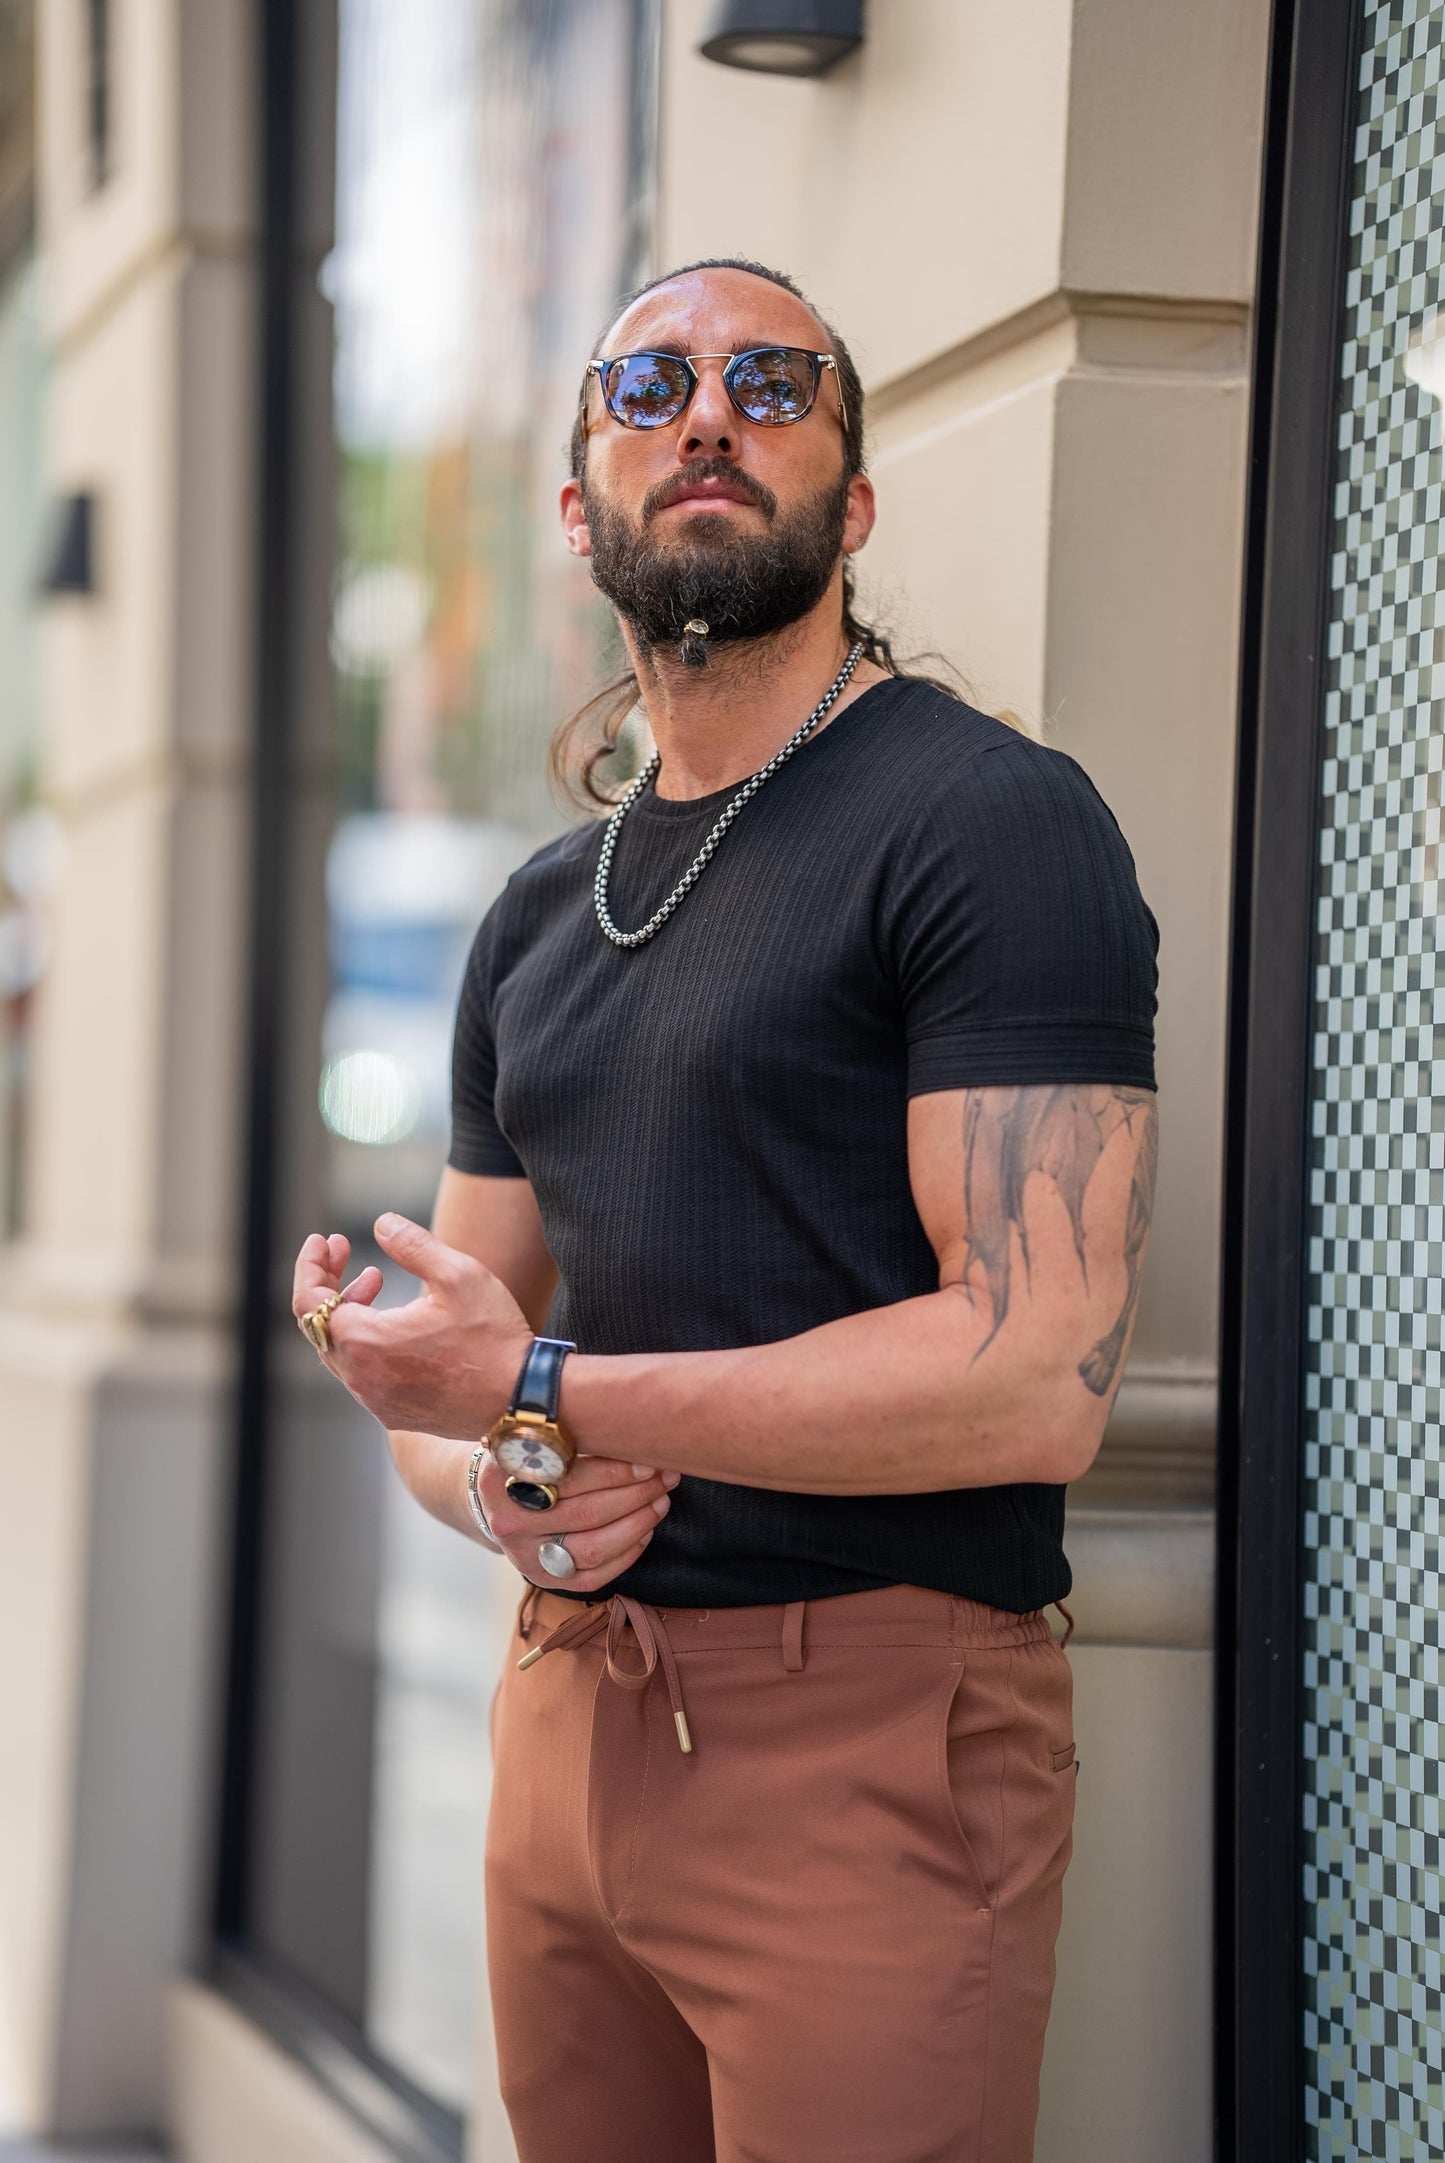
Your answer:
[466,1443,504,1553]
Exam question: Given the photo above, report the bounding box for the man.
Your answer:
[293,256,1159,2163]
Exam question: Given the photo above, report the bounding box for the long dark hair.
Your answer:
[551,256,1001,810]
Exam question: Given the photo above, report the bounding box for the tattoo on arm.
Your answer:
[960,1084,1159,1397]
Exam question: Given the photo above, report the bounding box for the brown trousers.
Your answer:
[486,1582,1077,2163]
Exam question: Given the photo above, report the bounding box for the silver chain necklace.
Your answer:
[594,641,865,949]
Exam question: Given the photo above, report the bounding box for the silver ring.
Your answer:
[537,1537,576,1580]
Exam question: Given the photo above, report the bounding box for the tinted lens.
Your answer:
[602,352,693,428]
[726,347,818,424]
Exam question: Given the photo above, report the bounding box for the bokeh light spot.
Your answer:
[319,1048,422,1146]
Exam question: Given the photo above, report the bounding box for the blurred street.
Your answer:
[0,2146,165,2161]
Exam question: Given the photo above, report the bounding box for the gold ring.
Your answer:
[300,1291,344,1353]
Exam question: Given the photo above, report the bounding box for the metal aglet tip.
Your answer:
[674,1709,693,1754]
[516,1645,546,1671]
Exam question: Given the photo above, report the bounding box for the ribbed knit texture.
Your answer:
[450,678,1158,1610]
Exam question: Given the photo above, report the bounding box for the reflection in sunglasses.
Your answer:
[588,347,843,434]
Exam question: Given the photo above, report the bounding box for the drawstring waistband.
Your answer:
[516,1587,1074,1750]
[519,1595,694,1753]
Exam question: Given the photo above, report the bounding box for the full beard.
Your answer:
[582,462,851,667]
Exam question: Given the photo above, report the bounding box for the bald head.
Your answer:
[602,265,833,365]
[569,256,866,481]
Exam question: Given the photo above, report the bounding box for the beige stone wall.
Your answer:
[0,0,259,2132]
[658,0,1267,1511]
[652,1,1272,2156]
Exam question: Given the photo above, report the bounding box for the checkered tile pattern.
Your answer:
[1302,5,1445,2157]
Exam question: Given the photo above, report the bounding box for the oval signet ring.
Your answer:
[538,1537,577,1580]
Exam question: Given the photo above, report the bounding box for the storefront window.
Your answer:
[238,0,654,2117]
[1300,10,1445,2154]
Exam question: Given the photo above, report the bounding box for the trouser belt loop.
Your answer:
[1053,1600,1076,1648]
[517,1584,541,1642]
[781,1600,807,1673]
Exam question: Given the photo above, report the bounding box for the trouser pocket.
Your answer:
[934,1653,1019,1914]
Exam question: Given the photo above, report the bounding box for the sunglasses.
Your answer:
[583,346,848,435]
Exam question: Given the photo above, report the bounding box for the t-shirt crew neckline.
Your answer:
[630,675,893,824]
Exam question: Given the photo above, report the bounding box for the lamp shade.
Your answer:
[699,0,863,77]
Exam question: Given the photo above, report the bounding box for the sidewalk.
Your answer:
[0,2144,166,2160]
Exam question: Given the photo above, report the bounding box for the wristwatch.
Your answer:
[485,1337,577,1512]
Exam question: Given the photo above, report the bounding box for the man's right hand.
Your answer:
[475,1449,678,1595]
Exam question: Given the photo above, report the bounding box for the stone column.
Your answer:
[0,0,260,2133]
[655,1,1272,2155]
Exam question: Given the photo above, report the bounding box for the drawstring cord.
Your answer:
[518,1594,694,1754]
[519,1592,1065,1748]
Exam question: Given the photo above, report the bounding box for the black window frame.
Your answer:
[1214,2,1363,2158]
[210,4,661,2155]
[208,7,463,2158]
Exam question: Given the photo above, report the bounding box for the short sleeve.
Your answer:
[447,905,528,1177]
[884,737,1158,1096]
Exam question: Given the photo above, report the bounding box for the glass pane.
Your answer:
[246,0,651,2111]
[1300,11,1445,2157]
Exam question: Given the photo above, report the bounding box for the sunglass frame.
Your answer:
[583,347,847,435]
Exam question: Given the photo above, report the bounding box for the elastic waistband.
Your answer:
[515,1583,1069,1759]
[518,1580,1059,1658]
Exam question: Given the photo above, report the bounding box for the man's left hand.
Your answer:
[291,1213,534,1439]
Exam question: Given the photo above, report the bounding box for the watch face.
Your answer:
[494,1426,568,1484]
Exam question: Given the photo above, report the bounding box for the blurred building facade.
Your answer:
[0,4,1437,2161]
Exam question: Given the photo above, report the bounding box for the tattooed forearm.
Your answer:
[960,1083,1158,1395]
[1077,1097,1158,1397]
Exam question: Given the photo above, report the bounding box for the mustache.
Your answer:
[641,458,778,525]
[582,458,849,657]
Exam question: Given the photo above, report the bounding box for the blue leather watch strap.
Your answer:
[508,1336,575,1424]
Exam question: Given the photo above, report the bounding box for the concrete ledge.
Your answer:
[0,1321,233,2133]
[166,1987,393,2163]
[0,2144,163,2160]
[1079,1366,1217,1510]
[1065,1506,1216,1649]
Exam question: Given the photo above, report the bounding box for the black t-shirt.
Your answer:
[449,677,1158,1610]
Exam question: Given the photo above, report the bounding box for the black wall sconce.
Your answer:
[38,493,97,597]
[699,0,864,77]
